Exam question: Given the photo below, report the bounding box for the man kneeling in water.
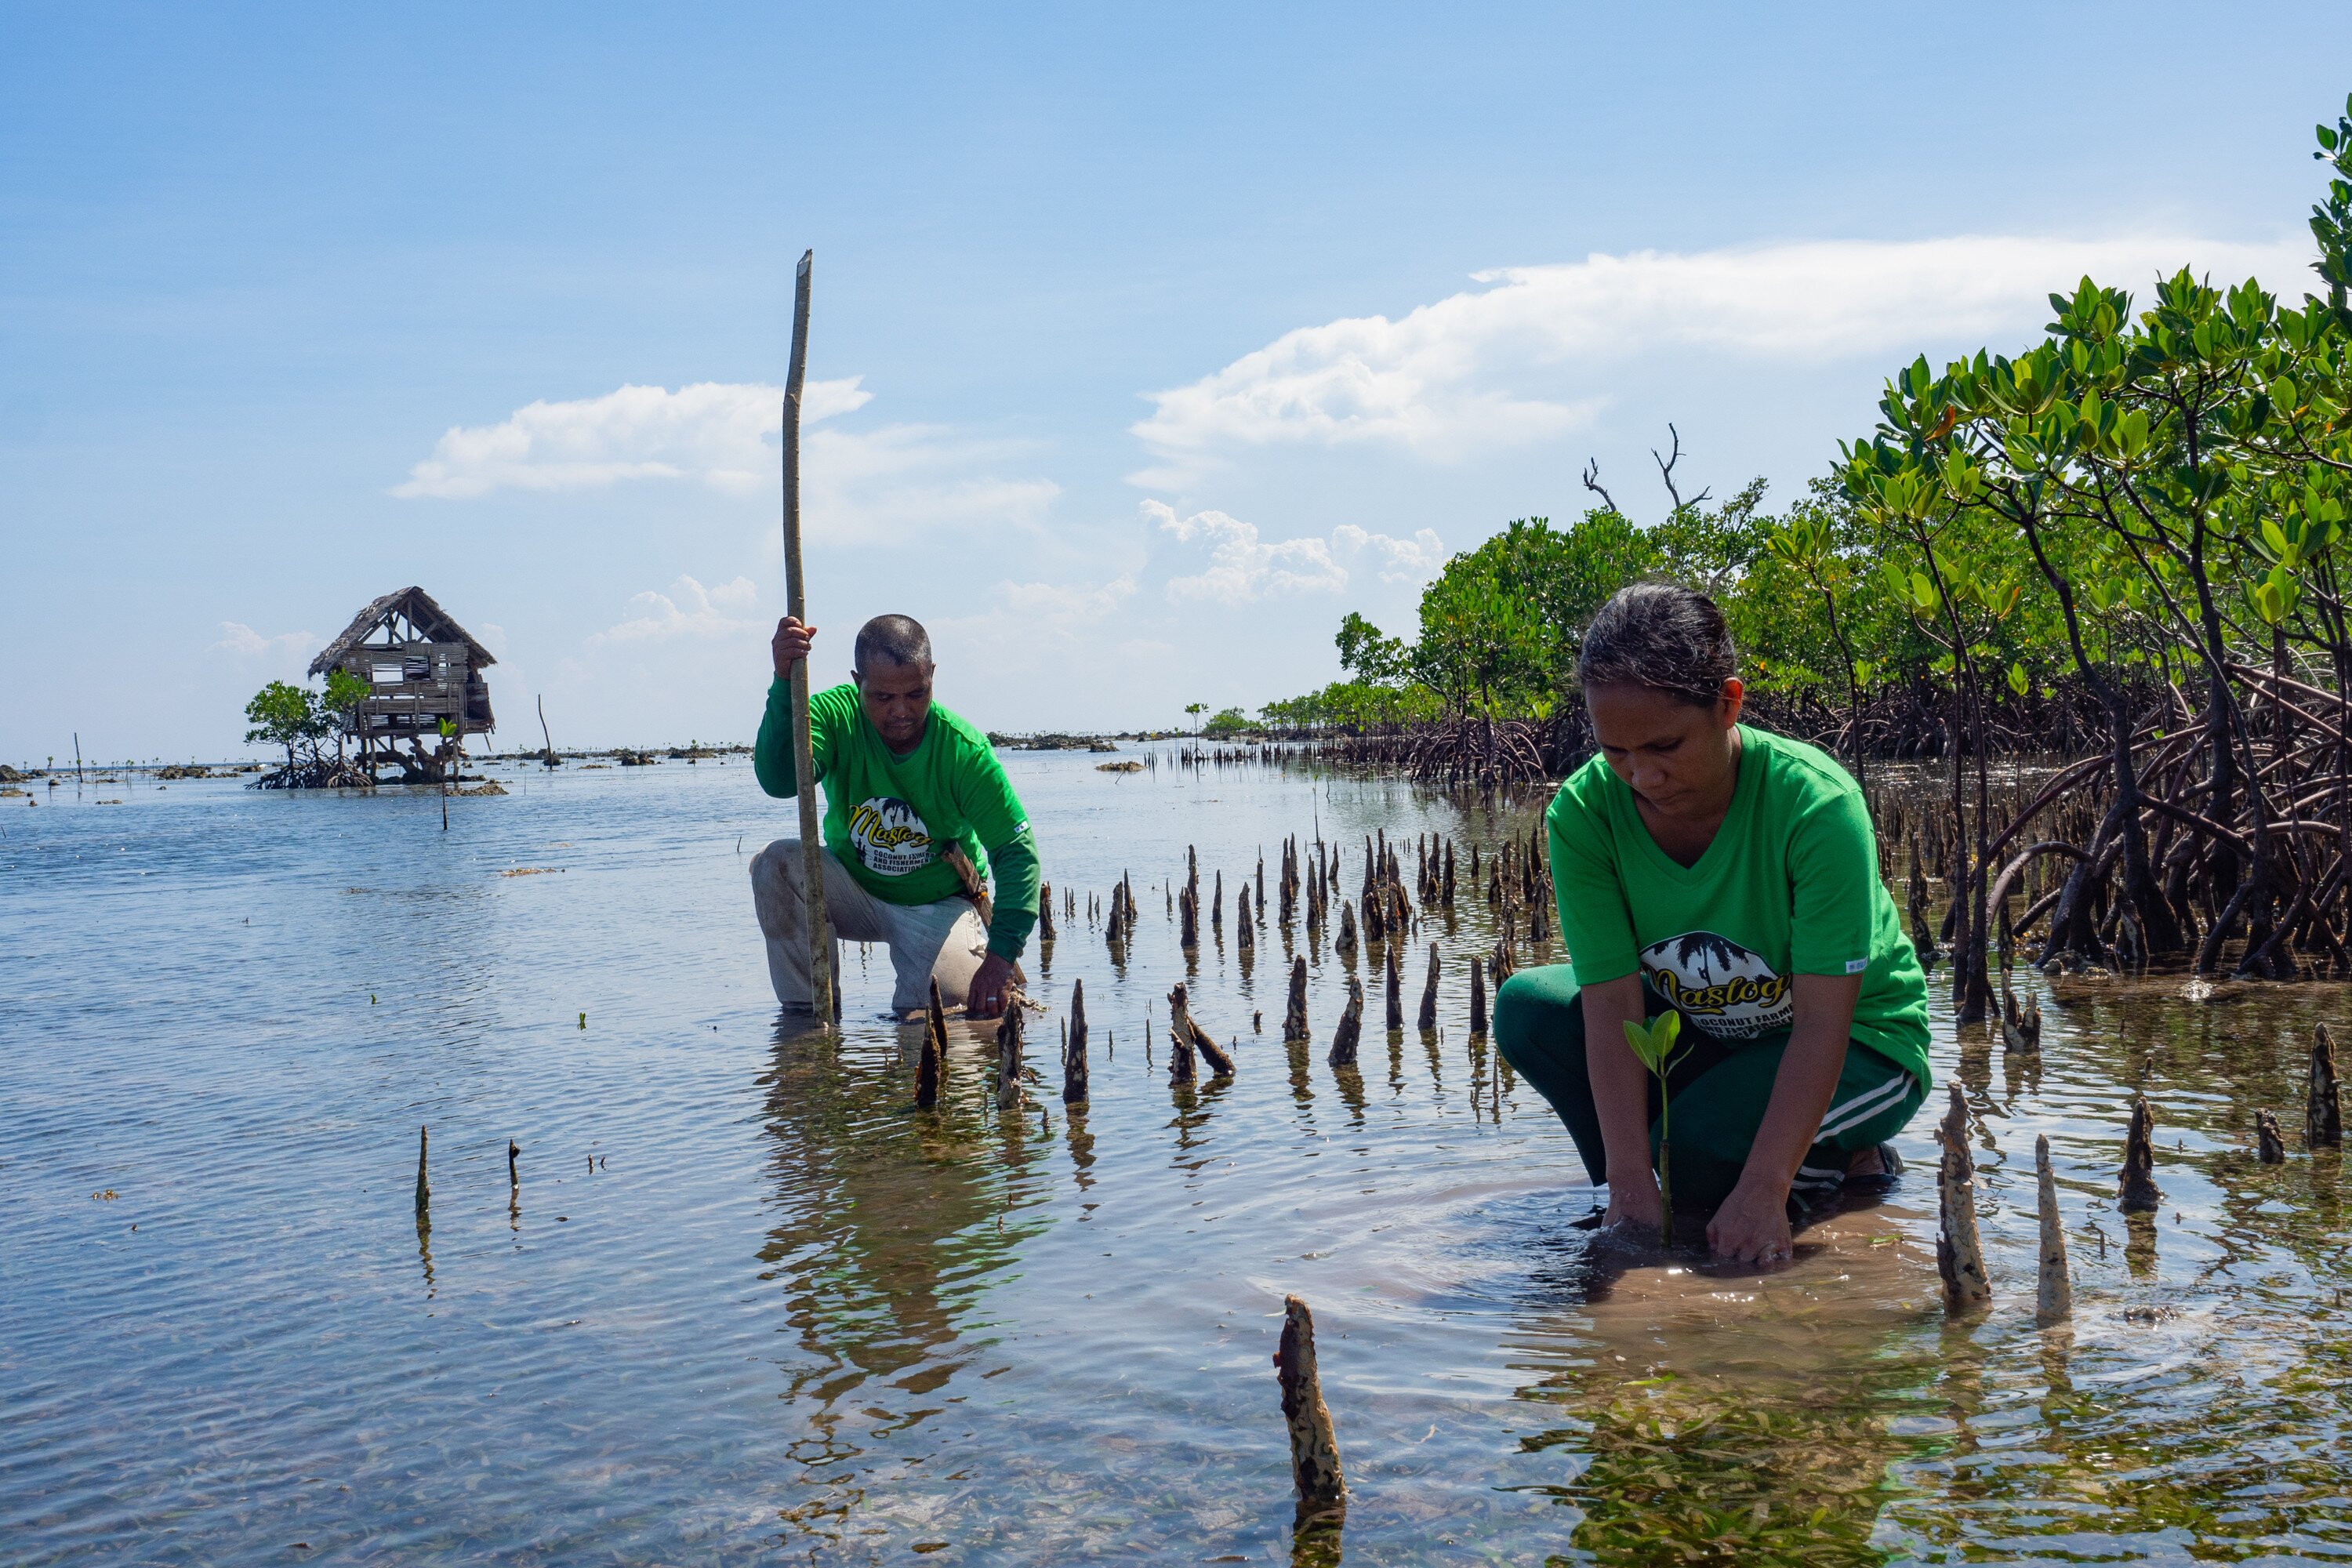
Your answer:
[751,612,1036,1019]
[1495,583,1931,1265]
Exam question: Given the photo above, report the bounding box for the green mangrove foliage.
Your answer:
[1280,93,2352,1000]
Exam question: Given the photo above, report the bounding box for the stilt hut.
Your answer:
[307,587,496,779]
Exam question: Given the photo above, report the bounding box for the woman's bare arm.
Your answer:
[1579,974,1661,1227]
[1705,972,1861,1263]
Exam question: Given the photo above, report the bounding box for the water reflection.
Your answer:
[1510,1203,1938,1565]
[753,1014,1047,1547]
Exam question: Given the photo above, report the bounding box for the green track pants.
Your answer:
[1493,964,1926,1210]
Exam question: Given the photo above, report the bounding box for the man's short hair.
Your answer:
[853,614,933,676]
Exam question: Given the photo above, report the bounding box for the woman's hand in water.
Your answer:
[1604,1169,1664,1232]
[1708,1175,1795,1265]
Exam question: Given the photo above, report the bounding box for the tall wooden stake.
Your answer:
[782,249,834,1024]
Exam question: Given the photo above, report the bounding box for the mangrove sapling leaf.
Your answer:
[1622,1010,1689,1245]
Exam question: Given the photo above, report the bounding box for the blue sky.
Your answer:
[5,3,2348,760]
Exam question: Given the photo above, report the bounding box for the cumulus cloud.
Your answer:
[590,575,764,644]
[1131,232,2312,477]
[395,378,872,499]
[212,622,315,662]
[394,376,1058,546]
[1148,501,1445,604]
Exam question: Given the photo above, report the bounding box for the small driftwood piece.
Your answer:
[415,1125,430,1216]
[1274,1295,1344,1508]
[2310,1023,2342,1149]
[1417,942,1439,1031]
[2257,1108,2285,1163]
[996,1002,1026,1111]
[1282,956,1310,1042]
[1468,956,1488,1035]
[1327,977,1364,1068]
[2118,1096,2161,1212]
[1062,978,1089,1104]
[1935,1085,1991,1312]
[2034,1134,2071,1326]
[1167,984,1233,1077]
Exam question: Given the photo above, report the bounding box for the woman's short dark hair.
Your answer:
[1577,583,1737,707]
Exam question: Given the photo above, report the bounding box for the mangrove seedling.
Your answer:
[1621,1010,1689,1244]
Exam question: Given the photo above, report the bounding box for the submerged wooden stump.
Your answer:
[1282,956,1310,1043]
[1063,978,1089,1105]
[1383,942,1403,1030]
[996,1003,1026,1111]
[1337,901,1357,957]
[2118,1096,2162,1212]
[1468,956,1488,1036]
[2310,1023,2342,1149]
[1417,942,1439,1031]
[2034,1134,2071,1326]
[2258,1108,2286,1163]
[1935,1085,1991,1312]
[1274,1295,1344,1508]
[1039,880,1055,942]
[1327,978,1364,1069]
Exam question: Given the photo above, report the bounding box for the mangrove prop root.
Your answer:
[996,1002,1026,1111]
[1935,1086,1990,1311]
[415,1125,430,1216]
[2034,1134,2071,1326]
[1384,943,1403,1030]
[2118,1096,2162,1213]
[2000,984,2041,1054]
[917,1018,943,1109]
[1063,978,1089,1104]
[1167,984,1233,1077]
[2310,1024,2343,1149]
[1274,1295,1345,1506]
[1417,942,1439,1030]
[1468,956,1488,1035]
[2258,1108,2286,1163]
[1328,978,1364,1068]
[1283,957,1310,1042]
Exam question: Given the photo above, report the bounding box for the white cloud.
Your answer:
[1131,232,2312,477]
[393,376,873,499]
[1148,501,1445,604]
[212,622,315,663]
[590,575,764,644]
[1332,523,1448,583]
[394,376,1059,547]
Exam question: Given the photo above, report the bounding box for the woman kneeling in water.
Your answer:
[1496,583,1931,1265]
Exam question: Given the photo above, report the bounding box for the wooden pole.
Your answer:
[782,249,835,1024]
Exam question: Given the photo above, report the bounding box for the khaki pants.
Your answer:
[751,839,990,1014]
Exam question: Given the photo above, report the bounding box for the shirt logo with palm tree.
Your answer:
[1638,931,1791,1039]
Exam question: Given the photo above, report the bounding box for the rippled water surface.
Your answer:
[6,751,2352,1564]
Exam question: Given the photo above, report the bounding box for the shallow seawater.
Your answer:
[5,750,2351,1565]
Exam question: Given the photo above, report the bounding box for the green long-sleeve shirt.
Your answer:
[754,678,1039,962]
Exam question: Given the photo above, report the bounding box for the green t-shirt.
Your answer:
[1548,724,1930,1090]
[753,680,1039,960]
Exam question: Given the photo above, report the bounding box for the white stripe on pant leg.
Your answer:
[1816,1076,1909,1141]
[1816,1073,1914,1141]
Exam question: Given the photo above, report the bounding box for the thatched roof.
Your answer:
[307,586,497,677]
